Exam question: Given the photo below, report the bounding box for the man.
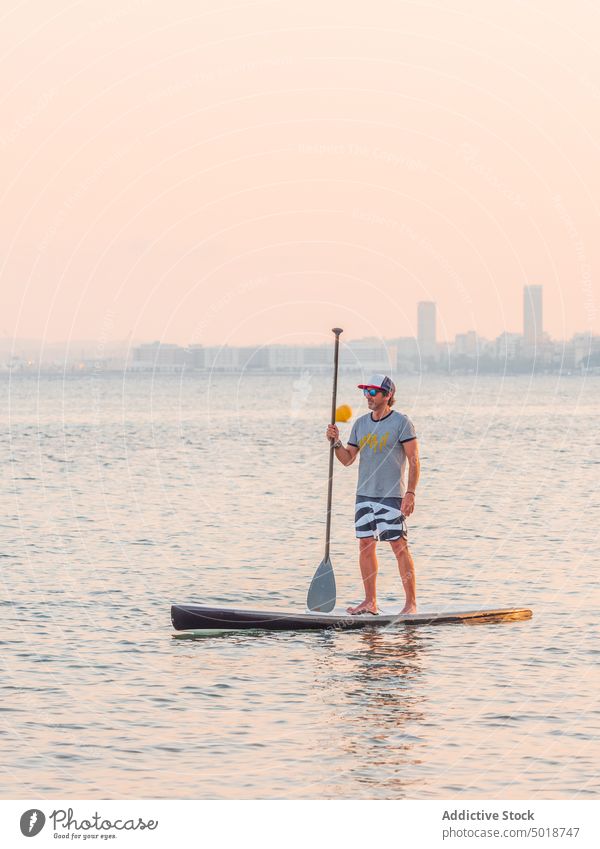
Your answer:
[326,374,420,615]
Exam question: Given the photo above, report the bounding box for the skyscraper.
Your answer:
[523,285,543,349]
[417,301,437,358]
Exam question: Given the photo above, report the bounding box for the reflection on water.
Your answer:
[324,629,427,796]
[1,373,599,798]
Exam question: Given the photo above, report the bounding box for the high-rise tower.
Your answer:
[523,285,543,349]
[417,301,437,358]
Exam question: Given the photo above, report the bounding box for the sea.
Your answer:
[1,371,599,799]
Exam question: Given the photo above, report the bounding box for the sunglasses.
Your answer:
[363,388,383,397]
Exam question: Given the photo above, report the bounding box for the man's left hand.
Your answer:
[401,492,415,517]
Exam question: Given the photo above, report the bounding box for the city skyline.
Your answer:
[4,286,599,373]
[2,284,596,352]
[2,278,596,349]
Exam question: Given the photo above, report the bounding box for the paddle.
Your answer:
[306,327,343,612]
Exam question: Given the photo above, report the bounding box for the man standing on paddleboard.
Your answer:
[326,374,420,615]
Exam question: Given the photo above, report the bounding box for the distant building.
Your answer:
[185,344,205,370]
[523,285,543,349]
[393,337,419,371]
[238,346,270,370]
[342,338,396,373]
[453,331,480,358]
[301,345,331,369]
[565,332,600,371]
[417,302,437,359]
[268,345,305,370]
[203,345,239,371]
[494,332,523,361]
[132,341,186,371]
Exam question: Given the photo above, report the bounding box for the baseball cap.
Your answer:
[357,374,396,394]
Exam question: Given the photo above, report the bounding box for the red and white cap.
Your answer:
[357,374,396,394]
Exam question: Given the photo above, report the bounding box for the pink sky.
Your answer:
[1,0,599,346]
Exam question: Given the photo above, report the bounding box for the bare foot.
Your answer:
[400,604,417,614]
[347,600,378,615]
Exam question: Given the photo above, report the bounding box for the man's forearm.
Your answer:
[333,443,354,466]
[407,457,420,492]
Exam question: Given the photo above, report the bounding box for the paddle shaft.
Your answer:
[325,328,343,560]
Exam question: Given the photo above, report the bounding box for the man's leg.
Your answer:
[346,537,379,614]
[389,537,417,614]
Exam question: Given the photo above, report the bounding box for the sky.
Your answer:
[1,0,599,348]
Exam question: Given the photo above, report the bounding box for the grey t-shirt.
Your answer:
[348,409,417,498]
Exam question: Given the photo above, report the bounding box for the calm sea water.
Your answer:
[1,371,599,799]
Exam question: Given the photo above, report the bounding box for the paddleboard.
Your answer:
[171,604,532,633]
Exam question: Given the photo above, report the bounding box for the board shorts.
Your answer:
[354,495,407,541]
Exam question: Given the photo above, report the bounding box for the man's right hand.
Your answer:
[326,424,339,442]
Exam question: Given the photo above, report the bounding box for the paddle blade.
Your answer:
[306,555,336,612]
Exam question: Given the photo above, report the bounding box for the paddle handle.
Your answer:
[325,327,343,560]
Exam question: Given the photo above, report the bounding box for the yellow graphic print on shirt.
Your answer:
[359,431,390,453]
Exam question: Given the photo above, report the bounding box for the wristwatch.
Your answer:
[333,439,343,449]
